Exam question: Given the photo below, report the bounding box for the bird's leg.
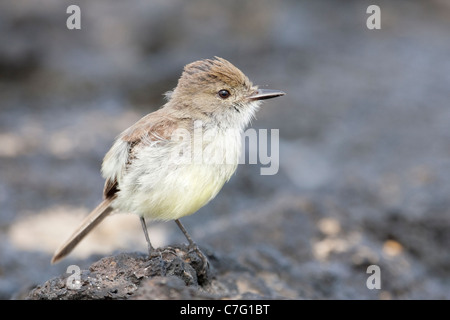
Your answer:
[140,216,156,258]
[175,219,209,273]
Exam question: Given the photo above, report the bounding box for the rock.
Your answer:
[26,244,286,300]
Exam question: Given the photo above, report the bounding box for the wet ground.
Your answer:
[1,0,450,299]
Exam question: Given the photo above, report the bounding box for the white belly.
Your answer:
[112,129,241,220]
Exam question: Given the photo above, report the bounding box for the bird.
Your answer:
[51,57,285,266]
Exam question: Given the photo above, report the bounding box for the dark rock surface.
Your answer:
[27,245,292,300]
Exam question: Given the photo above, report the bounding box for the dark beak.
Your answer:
[248,89,285,101]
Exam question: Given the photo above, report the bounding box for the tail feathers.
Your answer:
[51,199,114,264]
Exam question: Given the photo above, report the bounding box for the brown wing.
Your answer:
[101,107,188,200]
[121,109,183,143]
[103,178,118,200]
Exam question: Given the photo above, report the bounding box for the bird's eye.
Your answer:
[218,89,231,99]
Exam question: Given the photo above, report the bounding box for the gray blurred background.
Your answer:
[1,0,450,299]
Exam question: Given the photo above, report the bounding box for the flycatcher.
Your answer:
[51,57,284,265]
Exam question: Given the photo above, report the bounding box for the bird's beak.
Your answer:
[248,89,285,101]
